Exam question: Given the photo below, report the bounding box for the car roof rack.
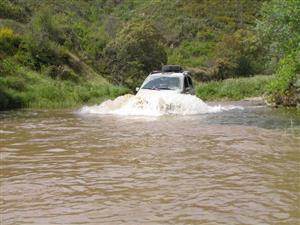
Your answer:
[150,70,161,74]
[161,65,183,73]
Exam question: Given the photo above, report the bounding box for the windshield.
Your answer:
[141,76,181,90]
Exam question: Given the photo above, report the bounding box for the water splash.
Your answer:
[79,91,242,116]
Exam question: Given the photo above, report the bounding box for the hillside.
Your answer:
[0,0,299,109]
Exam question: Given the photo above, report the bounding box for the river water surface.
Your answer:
[1,101,300,224]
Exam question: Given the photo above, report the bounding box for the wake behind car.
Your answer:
[136,65,195,95]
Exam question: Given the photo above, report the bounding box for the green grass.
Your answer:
[0,64,129,110]
[196,75,275,101]
[25,79,129,109]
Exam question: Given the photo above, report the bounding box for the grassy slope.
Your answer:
[0,0,270,110]
[0,59,129,110]
[0,1,129,110]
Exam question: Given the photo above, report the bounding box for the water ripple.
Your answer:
[1,108,299,224]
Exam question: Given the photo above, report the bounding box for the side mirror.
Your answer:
[135,87,140,92]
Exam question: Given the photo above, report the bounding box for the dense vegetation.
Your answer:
[257,0,300,107]
[0,0,299,110]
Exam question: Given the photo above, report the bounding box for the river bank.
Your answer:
[196,75,274,101]
[1,74,278,111]
[0,64,129,110]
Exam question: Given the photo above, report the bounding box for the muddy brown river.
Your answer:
[1,102,299,224]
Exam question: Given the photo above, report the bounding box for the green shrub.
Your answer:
[45,65,79,82]
[197,75,274,101]
[0,87,25,109]
[211,58,236,80]
[0,57,17,76]
[32,9,65,44]
[0,28,21,56]
[4,76,26,91]
[103,21,167,89]
[14,42,36,68]
[25,33,68,69]
[267,55,300,106]
[0,0,28,22]
[212,29,262,79]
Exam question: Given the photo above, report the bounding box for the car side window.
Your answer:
[184,77,189,89]
[187,76,193,88]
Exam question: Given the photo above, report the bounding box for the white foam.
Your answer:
[79,90,243,116]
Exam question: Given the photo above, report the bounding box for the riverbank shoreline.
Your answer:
[195,75,274,102]
[0,97,271,113]
[0,94,292,112]
[208,97,266,108]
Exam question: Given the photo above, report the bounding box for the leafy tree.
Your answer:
[103,21,167,89]
[257,0,300,106]
[267,53,299,106]
[256,0,300,68]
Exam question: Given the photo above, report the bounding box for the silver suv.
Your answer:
[136,65,195,95]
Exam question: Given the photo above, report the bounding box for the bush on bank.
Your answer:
[196,75,274,101]
[0,58,128,110]
[266,55,300,107]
